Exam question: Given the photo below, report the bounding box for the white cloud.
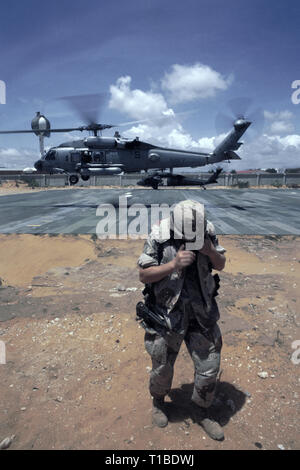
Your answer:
[264,109,295,135]
[276,134,300,147]
[0,147,36,169]
[122,123,196,149]
[109,72,229,153]
[122,119,226,154]
[0,148,22,158]
[197,133,227,150]
[167,128,198,149]
[109,64,232,122]
[161,63,233,104]
[232,133,300,170]
[269,120,294,135]
[109,76,173,120]
[264,110,294,121]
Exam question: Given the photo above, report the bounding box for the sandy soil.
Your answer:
[0,234,299,450]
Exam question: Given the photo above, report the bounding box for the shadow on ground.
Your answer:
[166,381,246,427]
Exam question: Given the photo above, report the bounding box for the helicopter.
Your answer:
[0,94,252,188]
[137,167,223,190]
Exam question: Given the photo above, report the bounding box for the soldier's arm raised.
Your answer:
[139,262,176,284]
[199,238,226,271]
[139,246,195,284]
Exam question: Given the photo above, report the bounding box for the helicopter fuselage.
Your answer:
[34,136,210,177]
[33,119,251,185]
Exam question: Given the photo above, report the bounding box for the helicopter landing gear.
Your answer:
[81,175,90,181]
[69,175,79,185]
[152,181,159,190]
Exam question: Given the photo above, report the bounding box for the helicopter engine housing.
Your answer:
[84,136,117,149]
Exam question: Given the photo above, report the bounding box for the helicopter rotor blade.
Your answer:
[0,130,40,134]
[0,125,119,135]
[59,93,108,125]
[115,108,198,129]
[247,107,265,132]
[228,97,253,119]
[51,124,117,133]
[0,127,87,134]
[215,97,264,141]
[215,112,234,135]
[242,107,265,140]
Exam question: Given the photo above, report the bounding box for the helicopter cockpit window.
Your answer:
[45,150,56,160]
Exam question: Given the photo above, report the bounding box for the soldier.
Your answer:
[137,200,226,441]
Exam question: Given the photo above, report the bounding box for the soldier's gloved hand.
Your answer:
[173,245,196,270]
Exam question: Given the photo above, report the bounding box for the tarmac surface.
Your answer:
[0,188,299,235]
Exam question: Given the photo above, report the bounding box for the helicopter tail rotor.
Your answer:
[215,97,264,141]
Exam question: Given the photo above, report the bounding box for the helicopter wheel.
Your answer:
[69,175,79,185]
[152,182,159,190]
[81,175,90,181]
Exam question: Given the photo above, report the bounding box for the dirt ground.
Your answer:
[0,231,299,450]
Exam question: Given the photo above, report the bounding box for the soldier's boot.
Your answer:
[197,407,224,441]
[152,397,168,428]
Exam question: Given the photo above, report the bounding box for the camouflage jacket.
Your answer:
[138,218,226,331]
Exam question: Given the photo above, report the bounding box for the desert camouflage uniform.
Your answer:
[138,218,225,408]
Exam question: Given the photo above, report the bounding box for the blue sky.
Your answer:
[0,0,300,170]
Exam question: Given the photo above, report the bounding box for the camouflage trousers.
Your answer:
[144,321,222,408]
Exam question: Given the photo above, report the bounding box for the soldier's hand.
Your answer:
[199,237,215,256]
[173,245,196,270]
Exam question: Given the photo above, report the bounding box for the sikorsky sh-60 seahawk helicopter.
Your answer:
[0,94,252,189]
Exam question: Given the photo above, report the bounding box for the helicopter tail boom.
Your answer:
[208,118,251,164]
[208,149,241,164]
